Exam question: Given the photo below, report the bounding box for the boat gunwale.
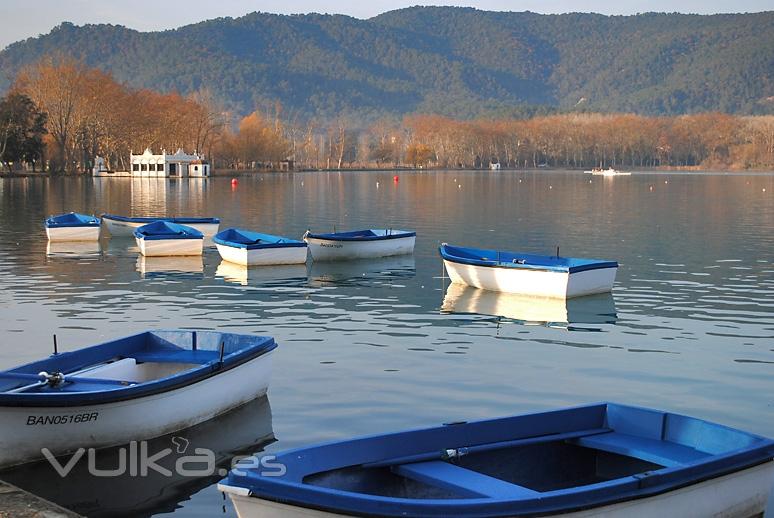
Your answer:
[0,330,276,407]
[221,402,774,517]
[440,244,618,274]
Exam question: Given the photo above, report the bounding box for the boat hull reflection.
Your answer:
[46,241,102,257]
[0,396,274,518]
[442,283,617,326]
[136,255,204,277]
[216,261,309,286]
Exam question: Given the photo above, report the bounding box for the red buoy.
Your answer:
[393,175,399,182]
[231,178,238,186]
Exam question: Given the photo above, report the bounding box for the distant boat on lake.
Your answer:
[440,243,617,298]
[584,167,631,176]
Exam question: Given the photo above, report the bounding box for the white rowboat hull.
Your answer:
[221,460,774,518]
[0,350,273,469]
[46,226,101,242]
[136,237,203,257]
[443,259,616,298]
[216,244,308,266]
[104,218,219,238]
[306,236,415,261]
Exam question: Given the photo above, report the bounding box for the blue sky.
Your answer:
[1,0,771,49]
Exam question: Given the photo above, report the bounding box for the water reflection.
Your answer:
[309,255,415,286]
[215,261,308,286]
[1,172,773,517]
[441,283,617,328]
[136,255,204,278]
[46,241,103,257]
[0,396,274,518]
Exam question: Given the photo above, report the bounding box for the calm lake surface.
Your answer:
[0,170,772,516]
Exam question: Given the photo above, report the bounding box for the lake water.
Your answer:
[0,170,772,516]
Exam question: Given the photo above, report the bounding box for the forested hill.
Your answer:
[1,7,772,120]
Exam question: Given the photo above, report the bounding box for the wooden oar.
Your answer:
[0,371,136,393]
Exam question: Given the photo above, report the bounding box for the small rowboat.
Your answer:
[45,212,101,242]
[304,229,415,261]
[584,168,631,176]
[214,228,308,266]
[134,221,204,257]
[102,214,220,237]
[219,403,774,518]
[0,329,276,469]
[440,244,617,298]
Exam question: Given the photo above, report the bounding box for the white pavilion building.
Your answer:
[130,148,210,177]
[94,148,210,177]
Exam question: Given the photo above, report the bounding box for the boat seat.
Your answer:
[392,461,540,499]
[572,432,710,467]
[129,349,220,365]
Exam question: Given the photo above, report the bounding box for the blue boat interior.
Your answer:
[440,244,618,273]
[134,221,204,240]
[45,213,100,227]
[308,229,415,241]
[0,330,276,405]
[227,403,774,515]
[214,228,305,249]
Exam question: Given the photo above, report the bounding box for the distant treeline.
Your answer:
[1,59,773,173]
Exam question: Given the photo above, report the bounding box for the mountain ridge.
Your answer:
[1,7,772,120]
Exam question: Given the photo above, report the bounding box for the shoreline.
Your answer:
[0,479,82,518]
[2,166,774,178]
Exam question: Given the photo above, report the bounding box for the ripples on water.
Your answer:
[0,171,772,516]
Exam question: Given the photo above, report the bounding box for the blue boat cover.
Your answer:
[45,212,100,228]
[133,221,203,240]
[102,214,220,224]
[0,330,276,406]
[213,228,306,250]
[222,403,774,517]
[440,244,617,274]
[306,229,415,241]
